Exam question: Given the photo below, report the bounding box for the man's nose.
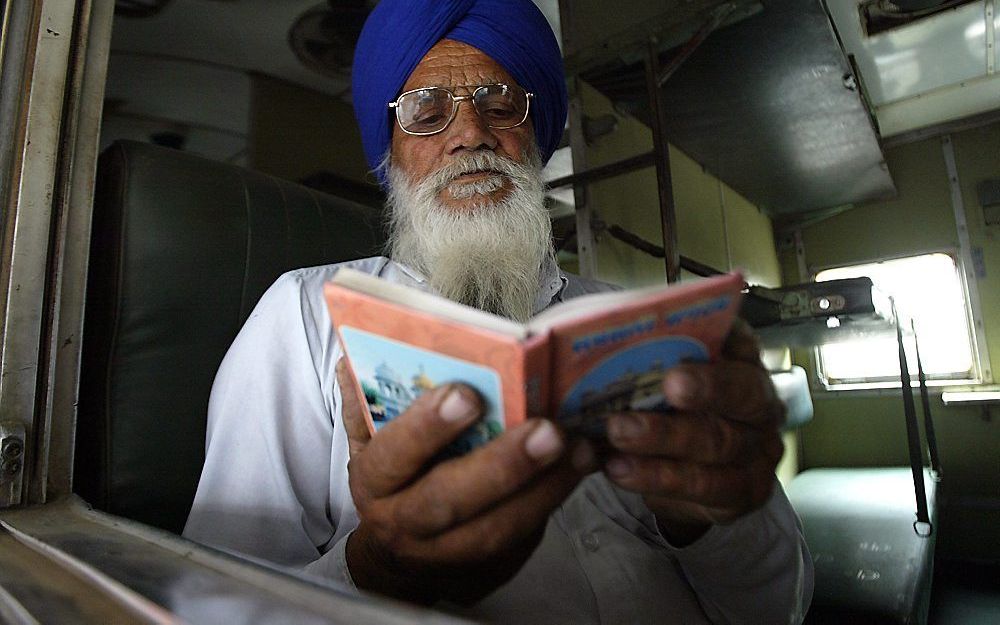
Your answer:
[444,99,498,154]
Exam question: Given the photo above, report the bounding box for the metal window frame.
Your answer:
[810,249,984,390]
[0,0,112,509]
[941,134,994,384]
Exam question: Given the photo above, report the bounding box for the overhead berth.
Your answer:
[574,0,898,221]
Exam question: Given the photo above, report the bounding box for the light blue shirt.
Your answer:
[184,256,813,624]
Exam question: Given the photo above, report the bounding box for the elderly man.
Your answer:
[184,0,813,622]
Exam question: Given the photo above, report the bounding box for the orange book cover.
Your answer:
[542,273,744,436]
[324,270,743,453]
[325,278,550,455]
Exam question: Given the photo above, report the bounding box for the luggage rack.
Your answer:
[743,276,896,349]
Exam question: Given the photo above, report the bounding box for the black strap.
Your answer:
[894,301,932,531]
[911,320,942,477]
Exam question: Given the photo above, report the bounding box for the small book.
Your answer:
[325,269,744,456]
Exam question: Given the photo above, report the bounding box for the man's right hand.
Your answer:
[336,359,593,606]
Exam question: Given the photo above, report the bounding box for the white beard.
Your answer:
[385,149,555,322]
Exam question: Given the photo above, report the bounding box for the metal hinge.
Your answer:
[0,421,26,507]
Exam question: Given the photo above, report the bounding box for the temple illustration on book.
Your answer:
[364,362,436,422]
[577,360,668,418]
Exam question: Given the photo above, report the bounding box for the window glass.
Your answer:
[816,253,977,387]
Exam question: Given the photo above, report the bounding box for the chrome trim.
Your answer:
[42,0,115,502]
[0,0,77,508]
[0,497,471,624]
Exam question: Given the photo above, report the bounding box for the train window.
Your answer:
[815,252,979,388]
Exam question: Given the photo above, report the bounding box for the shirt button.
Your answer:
[581,532,600,552]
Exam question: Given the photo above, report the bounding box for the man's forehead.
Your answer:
[401,39,519,91]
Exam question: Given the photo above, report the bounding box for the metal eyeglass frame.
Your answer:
[387,84,534,136]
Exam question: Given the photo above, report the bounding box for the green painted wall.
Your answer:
[783,121,1000,562]
[249,75,371,186]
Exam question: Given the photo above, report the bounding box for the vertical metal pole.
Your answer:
[557,0,597,279]
[644,39,680,283]
[567,77,597,279]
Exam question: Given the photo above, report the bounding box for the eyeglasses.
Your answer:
[388,84,533,136]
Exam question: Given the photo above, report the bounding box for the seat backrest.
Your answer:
[75,141,385,534]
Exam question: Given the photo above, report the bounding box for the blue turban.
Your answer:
[352,0,568,182]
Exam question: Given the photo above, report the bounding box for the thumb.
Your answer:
[337,357,372,457]
[723,318,763,364]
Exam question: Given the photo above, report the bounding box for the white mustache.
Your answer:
[426,151,528,196]
[384,144,552,321]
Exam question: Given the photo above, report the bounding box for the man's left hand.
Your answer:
[603,322,786,545]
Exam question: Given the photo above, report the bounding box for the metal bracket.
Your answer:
[942,135,994,383]
[986,0,996,76]
[1,421,26,507]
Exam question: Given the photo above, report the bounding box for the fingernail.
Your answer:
[606,457,633,478]
[571,440,597,473]
[525,420,563,462]
[666,370,699,405]
[608,414,645,440]
[439,388,477,422]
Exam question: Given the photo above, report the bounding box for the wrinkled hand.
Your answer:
[603,321,785,545]
[336,360,594,605]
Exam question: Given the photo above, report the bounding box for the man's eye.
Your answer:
[409,112,445,129]
[482,104,516,120]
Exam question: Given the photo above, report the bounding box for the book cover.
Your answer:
[326,282,548,455]
[544,275,743,436]
[325,270,743,452]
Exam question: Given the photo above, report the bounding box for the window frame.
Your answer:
[811,248,987,392]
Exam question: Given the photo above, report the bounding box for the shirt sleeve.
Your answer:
[553,473,811,625]
[666,482,814,625]
[182,270,359,586]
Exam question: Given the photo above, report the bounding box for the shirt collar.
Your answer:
[378,256,430,289]
[533,254,569,314]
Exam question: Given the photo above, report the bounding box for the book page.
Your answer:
[529,275,742,331]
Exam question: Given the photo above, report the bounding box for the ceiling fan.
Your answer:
[288,0,375,79]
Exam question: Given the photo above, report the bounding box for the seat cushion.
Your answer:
[76,141,385,533]
[787,467,938,624]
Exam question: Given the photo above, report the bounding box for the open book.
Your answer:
[325,269,744,455]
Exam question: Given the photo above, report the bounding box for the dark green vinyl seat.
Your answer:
[788,467,938,625]
[75,141,385,534]
[774,365,938,624]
